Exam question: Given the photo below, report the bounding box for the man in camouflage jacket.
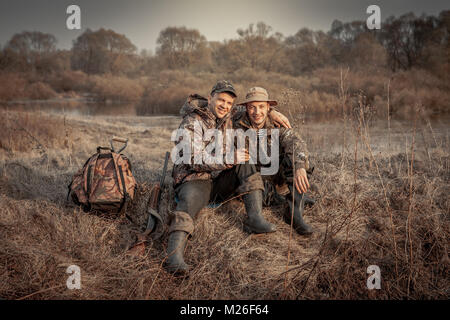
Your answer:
[166,81,290,274]
[234,87,314,236]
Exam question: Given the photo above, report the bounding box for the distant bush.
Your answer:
[389,69,450,115]
[0,73,27,101]
[48,70,90,93]
[3,65,447,116]
[89,75,144,102]
[136,66,449,116]
[26,82,58,100]
[139,85,193,114]
[139,70,217,114]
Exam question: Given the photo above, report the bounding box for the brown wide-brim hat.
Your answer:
[237,87,278,106]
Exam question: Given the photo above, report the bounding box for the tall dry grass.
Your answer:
[0,102,448,299]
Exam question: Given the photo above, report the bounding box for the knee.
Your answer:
[169,211,194,235]
[235,163,258,178]
[176,181,210,216]
[180,197,203,215]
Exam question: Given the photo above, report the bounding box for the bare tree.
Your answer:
[156,26,210,70]
[285,28,332,74]
[381,13,442,71]
[71,28,137,75]
[213,22,285,72]
[5,31,57,72]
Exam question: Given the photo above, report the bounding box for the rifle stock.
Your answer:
[143,151,170,235]
[128,152,170,255]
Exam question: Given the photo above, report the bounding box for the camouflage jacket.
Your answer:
[233,112,310,172]
[172,94,235,187]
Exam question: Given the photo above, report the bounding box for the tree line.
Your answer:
[0,10,448,78]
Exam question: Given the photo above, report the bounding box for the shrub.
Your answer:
[26,82,58,100]
[0,73,27,101]
[90,75,144,102]
[49,70,90,93]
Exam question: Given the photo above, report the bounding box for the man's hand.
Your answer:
[294,168,310,194]
[269,110,292,129]
[235,148,250,164]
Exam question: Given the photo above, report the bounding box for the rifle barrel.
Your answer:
[160,151,170,186]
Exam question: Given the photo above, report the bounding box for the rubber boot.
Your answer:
[303,194,316,207]
[285,187,313,236]
[243,190,277,234]
[164,231,189,274]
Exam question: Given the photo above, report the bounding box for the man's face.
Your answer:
[246,101,270,128]
[208,92,235,119]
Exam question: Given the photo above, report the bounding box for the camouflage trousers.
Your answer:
[261,154,300,207]
[169,163,264,235]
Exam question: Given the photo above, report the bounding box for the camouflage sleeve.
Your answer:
[279,128,310,170]
[231,107,245,121]
[176,114,233,173]
[269,106,279,113]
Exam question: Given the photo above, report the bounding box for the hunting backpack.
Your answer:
[67,137,137,213]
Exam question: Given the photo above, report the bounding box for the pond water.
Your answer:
[1,99,449,128]
[1,99,143,117]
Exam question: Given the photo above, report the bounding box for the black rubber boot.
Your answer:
[285,187,313,236]
[303,194,316,207]
[243,190,277,234]
[164,231,190,275]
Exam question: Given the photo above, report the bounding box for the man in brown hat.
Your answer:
[234,87,314,236]
[166,81,291,274]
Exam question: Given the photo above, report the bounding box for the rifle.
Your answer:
[144,151,170,236]
[304,166,315,207]
[127,151,170,255]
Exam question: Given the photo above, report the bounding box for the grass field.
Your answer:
[0,107,448,299]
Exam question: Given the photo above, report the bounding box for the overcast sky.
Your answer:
[0,0,448,52]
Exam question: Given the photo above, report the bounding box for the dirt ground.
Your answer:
[0,108,448,299]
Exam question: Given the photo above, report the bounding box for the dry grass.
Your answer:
[0,106,448,300]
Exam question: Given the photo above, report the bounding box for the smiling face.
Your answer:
[208,92,235,119]
[246,101,270,128]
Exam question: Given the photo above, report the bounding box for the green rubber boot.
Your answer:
[243,190,277,234]
[164,231,190,275]
[285,187,313,236]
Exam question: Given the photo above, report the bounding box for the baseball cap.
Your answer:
[210,80,237,98]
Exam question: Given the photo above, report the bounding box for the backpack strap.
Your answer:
[66,181,73,201]
[117,163,130,213]
[67,156,94,202]
[108,153,129,213]
[119,166,129,212]
[86,164,93,196]
[84,153,101,201]
[110,137,128,154]
[118,164,129,199]
[97,146,112,153]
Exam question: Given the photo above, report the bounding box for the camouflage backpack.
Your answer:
[67,137,137,213]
